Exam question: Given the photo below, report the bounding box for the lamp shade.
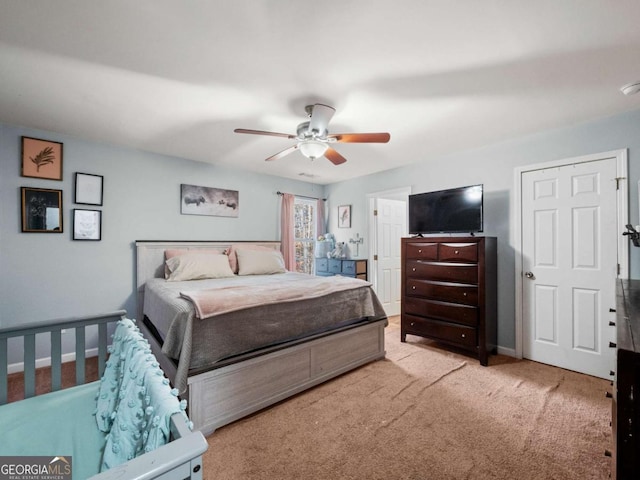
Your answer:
[299,140,328,159]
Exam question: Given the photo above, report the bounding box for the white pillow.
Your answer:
[236,248,286,275]
[166,253,235,281]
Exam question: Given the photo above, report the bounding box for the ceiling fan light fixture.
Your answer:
[299,140,328,160]
[620,81,640,96]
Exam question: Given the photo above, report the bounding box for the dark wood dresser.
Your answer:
[400,236,497,365]
[612,279,640,479]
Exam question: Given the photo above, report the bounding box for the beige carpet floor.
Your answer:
[203,318,611,480]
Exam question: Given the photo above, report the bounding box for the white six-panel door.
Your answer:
[521,157,618,378]
[375,198,406,316]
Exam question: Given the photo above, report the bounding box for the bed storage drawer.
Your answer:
[187,319,387,436]
[311,321,383,375]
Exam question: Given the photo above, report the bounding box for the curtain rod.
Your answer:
[277,191,327,201]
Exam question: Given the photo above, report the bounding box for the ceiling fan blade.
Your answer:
[329,132,391,143]
[265,144,298,162]
[324,147,347,165]
[308,104,336,135]
[234,128,295,139]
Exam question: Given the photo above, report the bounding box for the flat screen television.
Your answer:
[409,184,483,235]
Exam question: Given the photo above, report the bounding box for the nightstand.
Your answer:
[315,258,367,280]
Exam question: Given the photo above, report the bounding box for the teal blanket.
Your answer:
[0,382,105,479]
[0,318,189,477]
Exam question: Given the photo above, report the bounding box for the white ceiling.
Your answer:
[1,1,640,185]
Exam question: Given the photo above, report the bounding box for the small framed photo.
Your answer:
[21,187,63,233]
[74,172,104,206]
[338,205,351,228]
[21,136,63,181]
[73,209,102,241]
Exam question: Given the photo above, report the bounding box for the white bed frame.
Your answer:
[136,240,387,436]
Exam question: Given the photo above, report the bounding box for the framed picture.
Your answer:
[73,209,102,241]
[180,184,239,217]
[338,205,351,228]
[21,187,63,233]
[21,136,63,180]
[74,172,104,206]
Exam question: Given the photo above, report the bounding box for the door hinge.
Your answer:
[374,254,378,261]
[615,177,626,190]
[617,263,621,275]
[373,209,378,216]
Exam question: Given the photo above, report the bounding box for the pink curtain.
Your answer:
[280,193,296,270]
[316,199,326,237]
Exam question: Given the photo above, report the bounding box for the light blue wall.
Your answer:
[3,108,640,356]
[326,108,640,351]
[0,123,323,329]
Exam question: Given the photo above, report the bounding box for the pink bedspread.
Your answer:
[180,275,370,320]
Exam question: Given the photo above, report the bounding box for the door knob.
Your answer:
[524,272,535,279]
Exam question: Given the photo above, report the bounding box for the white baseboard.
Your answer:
[497,345,516,358]
[7,348,99,375]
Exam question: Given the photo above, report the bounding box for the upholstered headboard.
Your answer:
[134,240,281,322]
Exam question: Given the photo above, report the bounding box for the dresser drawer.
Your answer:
[405,242,438,260]
[439,243,478,262]
[406,260,478,284]
[316,257,328,272]
[328,259,342,274]
[406,279,478,306]
[341,260,356,275]
[404,297,478,326]
[403,314,477,347]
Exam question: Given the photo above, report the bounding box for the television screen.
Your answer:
[409,184,483,234]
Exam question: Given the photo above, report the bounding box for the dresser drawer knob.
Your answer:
[418,249,422,253]
[461,333,465,338]
[455,250,459,254]
[412,268,416,272]
[463,292,467,297]
[412,286,416,290]
[410,322,415,327]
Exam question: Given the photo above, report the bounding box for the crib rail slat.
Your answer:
[24,334,36,399]
[76,326,86,385]
[0,337,7,404]
[51,330,62,391]
[98,323,108,377]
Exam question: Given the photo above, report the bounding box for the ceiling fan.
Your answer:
[234,103,390,165]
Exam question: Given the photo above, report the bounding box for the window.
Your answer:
[294,197,316,274]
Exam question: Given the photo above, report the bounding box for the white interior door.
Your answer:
[521,157,618,378]
[375,198,406,316]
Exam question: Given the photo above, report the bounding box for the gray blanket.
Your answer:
[143,272,386,393]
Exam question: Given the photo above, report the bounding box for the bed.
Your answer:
[135,240,388,436]
[0,310,207,480]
